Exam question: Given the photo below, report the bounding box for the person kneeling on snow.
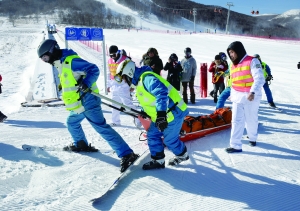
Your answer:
[115,60,190,170]
[37,39,139,173]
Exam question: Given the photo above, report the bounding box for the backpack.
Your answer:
[213,107,232,124]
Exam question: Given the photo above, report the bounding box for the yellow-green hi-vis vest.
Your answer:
[136,71,187,122]
[60,55,99,113]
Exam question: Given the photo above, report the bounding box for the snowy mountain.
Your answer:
[269,9,300,33]
[0,1,300,210]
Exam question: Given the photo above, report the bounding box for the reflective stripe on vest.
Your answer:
[136,71,187,122]
[60,55,99,113]
[230,56,254,92]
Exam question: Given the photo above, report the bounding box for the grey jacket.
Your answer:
[180,56,197,82]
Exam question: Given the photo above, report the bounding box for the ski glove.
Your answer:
[155,111,168,132]
[266,75,273,82]
[77,82,90,93]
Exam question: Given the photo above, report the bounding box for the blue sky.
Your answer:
[192,0,300,15]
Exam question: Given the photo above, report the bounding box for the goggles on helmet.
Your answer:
[114,73,123,83]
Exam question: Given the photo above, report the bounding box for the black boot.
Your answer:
[120,152,140,172]
[0,111,7,122]
[63,140,98,152]
[143,159,165,170]
[143,151,165,170]
[168,146,189,166]
[190,94,195,104]
[183,94,188,104]
[213,94,218,103]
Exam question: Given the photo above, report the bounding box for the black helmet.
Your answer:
[253,54,260,59]
[169,53,178,61]
[184,47,191,54]
[37,39,59,58]
[109,45,118,54]
[219,52,227,60]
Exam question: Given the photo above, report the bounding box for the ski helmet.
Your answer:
[219,52,227,60]
[169,53,178,61]
[37,39,59,58]
[115,60,135,86]
[253,54,260,59]
[109,45,118,54]
[184,47,192,54]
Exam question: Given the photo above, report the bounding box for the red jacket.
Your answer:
[0,74,2,82]
[208,61,228,84]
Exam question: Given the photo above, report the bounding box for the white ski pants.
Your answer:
[110,82,138,125]
[229,94,261,149]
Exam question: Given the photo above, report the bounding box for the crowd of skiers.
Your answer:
[30,38,279,173]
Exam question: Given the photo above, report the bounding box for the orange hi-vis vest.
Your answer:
[230,56,254,92]
[108,55,127,79]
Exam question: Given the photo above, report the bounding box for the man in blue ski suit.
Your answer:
[253,54,277,108]
[37,39,138,172]
[216,69,231,109]
[115,60,189,170]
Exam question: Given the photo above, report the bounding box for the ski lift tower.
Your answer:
[225,2,234,34]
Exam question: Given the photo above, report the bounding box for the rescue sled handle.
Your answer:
[90,92,150,118]
[90,92,177,118]
[101,100,139,118]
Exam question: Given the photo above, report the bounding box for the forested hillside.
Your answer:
[0,0,298,38]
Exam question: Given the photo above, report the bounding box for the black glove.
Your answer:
[155,111,168,132]
[265,75,273,82]
[58,83,62,92]
[77,82,90,93]
[298,62,300,69]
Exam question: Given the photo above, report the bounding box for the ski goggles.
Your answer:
[114,73,123,83]
[109,53,117,58]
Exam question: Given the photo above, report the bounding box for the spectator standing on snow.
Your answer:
[115,60,189,170]
[208,55,226,103]
[140,47,163,75]
[225,41,265,153]
[253,54,277,108]
[37,39,139,173]
[209,52,229,99]
[107,45,141,127]
[163,53,183,91]
[0,74,7,122]
[181,47,197,104]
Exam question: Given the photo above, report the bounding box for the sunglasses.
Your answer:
[110,53,117,58]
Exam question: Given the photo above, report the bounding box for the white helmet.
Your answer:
[115,59,135,85]
[116,59,135,78]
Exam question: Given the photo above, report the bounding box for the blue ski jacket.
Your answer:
[132,66,188,118]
